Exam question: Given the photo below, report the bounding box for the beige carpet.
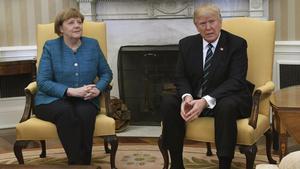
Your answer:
[0,145,278,169]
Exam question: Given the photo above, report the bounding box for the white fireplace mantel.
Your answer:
[77,0,268,21]
[75,0,269,97]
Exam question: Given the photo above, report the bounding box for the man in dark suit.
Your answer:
[160,3,252,169]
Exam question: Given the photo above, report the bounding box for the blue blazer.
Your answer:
[35,36,113,109]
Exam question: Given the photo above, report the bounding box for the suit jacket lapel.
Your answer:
[192,35,204,77]
[208,31,227,82]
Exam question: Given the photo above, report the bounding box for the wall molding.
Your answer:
[0,45,36,60]
[0,97,25,129]
[275,41,300,53]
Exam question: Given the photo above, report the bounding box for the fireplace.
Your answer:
[279,64,300,88]
[0,59,35,98]
[118,45,179,126]
[0,74,31,98]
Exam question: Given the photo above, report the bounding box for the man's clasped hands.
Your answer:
[180,95,208,122]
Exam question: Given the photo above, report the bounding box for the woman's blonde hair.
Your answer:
[54,8,84,36]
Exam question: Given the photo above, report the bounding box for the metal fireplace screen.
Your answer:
[279,64,300,89]
[118,45,178,126]
[0,74,31,98]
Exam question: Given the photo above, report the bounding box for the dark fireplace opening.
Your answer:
[118,45,179,126]
[0,74,32,98]
[280,64,300,89]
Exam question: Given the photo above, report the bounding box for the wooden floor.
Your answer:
[0,128,17,154]
[0,127,298,155]
[0,128,157,154]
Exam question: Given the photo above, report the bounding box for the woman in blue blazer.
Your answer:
[34,8,112,165]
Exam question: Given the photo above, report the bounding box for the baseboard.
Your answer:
[0,97,25,129]
[116,125,161,137]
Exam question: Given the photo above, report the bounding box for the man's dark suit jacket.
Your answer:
[175,29,252,117]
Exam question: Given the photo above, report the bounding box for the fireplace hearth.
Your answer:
[118,45,179,126]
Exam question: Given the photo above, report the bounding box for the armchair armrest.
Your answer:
[19,82,37,123]
[256,81,275,94]
[103,84,113,117]
[20,82,113,122]
[25,82,38,94]
[248,81,275,128]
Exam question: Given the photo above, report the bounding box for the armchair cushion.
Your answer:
[16,114,115,140]
[186,114,270,145]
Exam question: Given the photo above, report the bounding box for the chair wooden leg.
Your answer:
[40,140,46,158]
[13,140,30,164]
[272,113,279,151]
[239,144,257,169]
[272,130,279,151]
[265,129,277,164]
[104,135,118,169]
[158,135,169,169]
[206,142,213,156]
[104,137,110,153]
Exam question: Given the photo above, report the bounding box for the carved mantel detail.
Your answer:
[77,0,96,2]
[249,0,264,17]
[77,0,97,21]
[76,0,268,20]
[94,0,194,20]
[150,0,193,17]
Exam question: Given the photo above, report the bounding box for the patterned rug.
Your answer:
[0,144,277,169]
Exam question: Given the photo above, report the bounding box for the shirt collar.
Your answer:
[203,32,221,49]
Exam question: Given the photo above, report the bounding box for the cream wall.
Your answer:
[0,0,300,45]
[270,0,300,40]
[0,0,78,46]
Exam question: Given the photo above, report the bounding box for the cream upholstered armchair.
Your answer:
[158,17,277,169]
[14,22,118,169]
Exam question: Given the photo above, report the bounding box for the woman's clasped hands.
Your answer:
[66,84,100,100]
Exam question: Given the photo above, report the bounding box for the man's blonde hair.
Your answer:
[193,3,222,24]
